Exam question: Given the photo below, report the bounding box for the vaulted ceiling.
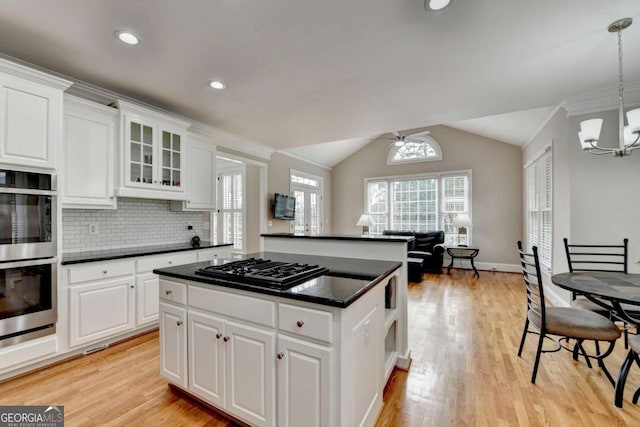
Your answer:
[0,1,637,158]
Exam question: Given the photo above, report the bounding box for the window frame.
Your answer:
[364,169,472,244]
[214,162,246,253]
[524,144,553,270]
[386,136,443,165]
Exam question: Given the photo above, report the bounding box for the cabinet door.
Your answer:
[159,128,184,191]
[68,277,135,348]
[62,98,117,208]
[159,302,187,388]
[188,310,226,407]
[225,320,275,427]
[125,116,156,188]
[0,77,61,169]
[277,335,333,427]
[135,273,159,326]
[185,136,216,210]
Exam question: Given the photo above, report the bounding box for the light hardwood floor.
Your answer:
[1,270,639,426]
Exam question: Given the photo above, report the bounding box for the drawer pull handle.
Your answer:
[177,321,183,326]
[102,270,108,274]
[165,290,172,295]
[277,352,285,360]
[130,285,134,289]
[168,261,172,264]
[223,336,230,342]
[216,333,222,339]
[296,320,304,328]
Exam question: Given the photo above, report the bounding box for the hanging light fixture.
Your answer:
[578,18,640,157]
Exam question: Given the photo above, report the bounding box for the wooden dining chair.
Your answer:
[517,241,621,384]
[563,237,633,347]
[615,335,640,407]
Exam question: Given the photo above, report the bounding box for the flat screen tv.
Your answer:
[273,193,295,220]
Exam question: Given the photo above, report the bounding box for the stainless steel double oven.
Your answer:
[0,169,57,347]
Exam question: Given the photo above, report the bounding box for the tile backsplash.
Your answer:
[62,197,206,253]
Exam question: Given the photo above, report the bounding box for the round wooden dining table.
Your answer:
[551,271,640,408]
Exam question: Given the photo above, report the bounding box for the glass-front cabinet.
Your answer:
[118,100,190,200]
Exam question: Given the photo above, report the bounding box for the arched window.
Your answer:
[387,137,442,165]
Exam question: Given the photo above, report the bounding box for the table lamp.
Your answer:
[356,214,373,235]
[452,213,472,245]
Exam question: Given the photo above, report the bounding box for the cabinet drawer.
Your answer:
[137,252,197,273]
[68,259,135,284]
[279,303,333,343]
[189,286,276,328]
[196,248,232,262]
[159,279,187,305]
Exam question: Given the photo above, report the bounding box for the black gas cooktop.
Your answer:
[195,258,329,289]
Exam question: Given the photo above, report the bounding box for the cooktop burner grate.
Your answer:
[195,258,329,289]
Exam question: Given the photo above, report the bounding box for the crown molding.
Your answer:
[0,56,72,90]
[188,122,274,160]
[276,150,333,170]
[521,103,565,150]
[561,81,640,117]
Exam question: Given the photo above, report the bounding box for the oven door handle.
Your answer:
[0,188,56,196]
[0,257,58,268]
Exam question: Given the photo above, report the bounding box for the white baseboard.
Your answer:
[444,260,520,273]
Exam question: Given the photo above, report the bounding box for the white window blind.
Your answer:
[214,170,244,251]
[365,171,471,244]
[525,148,552,268]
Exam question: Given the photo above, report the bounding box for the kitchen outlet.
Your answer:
[88,223,98,235]
[268,220,273,227]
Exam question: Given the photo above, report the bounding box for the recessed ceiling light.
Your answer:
[425,0,451,11]
[114,30,139,45]
[209,80,226,90]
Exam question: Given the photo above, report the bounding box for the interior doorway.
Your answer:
[290,170,324,234]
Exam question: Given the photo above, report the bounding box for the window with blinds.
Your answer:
[214,170,244,251]
[525,147,552,269]
[365,171,471,244]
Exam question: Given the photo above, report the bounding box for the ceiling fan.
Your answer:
[387,130,431,147]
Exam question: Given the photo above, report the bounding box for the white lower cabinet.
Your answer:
[159,302,187,388]
[188,310,225,406]
[158,274,388,427]
[277,335,332,427]
[136,273,161,326]
[185,309,276,427]
[68,277,135,348]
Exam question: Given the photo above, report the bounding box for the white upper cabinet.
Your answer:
[171,133,217,211]
[117,100,190,200]
[62,95,117,209]
[0,58,72,170]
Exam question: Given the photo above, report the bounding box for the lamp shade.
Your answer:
[579,119,603,144]
[356,214,373,227]
[627,108,640,133]
[452,213,472,228]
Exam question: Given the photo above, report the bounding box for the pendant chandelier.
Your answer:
[578,18,640,157]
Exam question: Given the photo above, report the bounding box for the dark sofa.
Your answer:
[382,230,445,274]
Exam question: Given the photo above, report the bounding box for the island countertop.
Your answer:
[261,232,415,243]
[153,251,401,308]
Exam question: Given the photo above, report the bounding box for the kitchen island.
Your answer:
[261,232,413,373]
[154,252,402,427]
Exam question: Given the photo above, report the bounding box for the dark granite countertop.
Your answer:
[261,232,415,243]
[61,241,233,265]
[153,251,401,308]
